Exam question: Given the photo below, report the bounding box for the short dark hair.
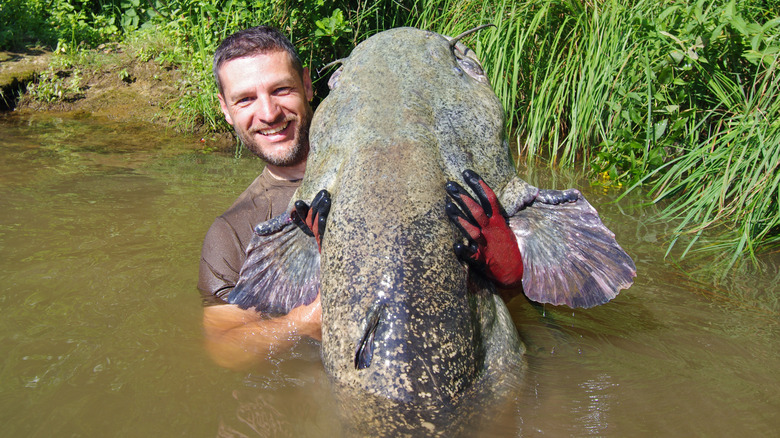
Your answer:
[213,26,303,95]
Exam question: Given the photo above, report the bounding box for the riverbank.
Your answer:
[0,49,50,111]
[0,44,235,151]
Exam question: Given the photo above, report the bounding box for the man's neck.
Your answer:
[265,161,307,181]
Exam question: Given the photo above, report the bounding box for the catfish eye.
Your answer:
[457,56,485,79]
[453,47,488,84]
[328,65,344,90]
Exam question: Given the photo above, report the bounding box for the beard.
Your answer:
[238,105,312,167]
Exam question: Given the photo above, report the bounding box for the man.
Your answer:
[198,26,321,370]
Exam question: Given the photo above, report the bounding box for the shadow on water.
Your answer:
[1,113,778,437]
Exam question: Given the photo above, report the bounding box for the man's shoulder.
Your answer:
[224,170,270,210]
[198,168,301,298]
[220,168,299,224]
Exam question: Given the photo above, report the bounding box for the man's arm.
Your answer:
[199,216,322,370]
[202,294,321,371]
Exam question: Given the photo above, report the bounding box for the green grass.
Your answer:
[643,60,780,269]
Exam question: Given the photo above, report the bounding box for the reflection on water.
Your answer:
[1,112,778,437]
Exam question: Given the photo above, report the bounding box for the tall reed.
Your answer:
[647,60,780,269]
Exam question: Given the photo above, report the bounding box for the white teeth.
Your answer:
[259,122,289,135]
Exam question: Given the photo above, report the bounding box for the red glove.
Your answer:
[292,189,330,252]
[445,170,523,287]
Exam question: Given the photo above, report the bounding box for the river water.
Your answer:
[1,112,778,437]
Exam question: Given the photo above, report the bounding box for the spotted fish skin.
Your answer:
[230,26,634,436]
[300,28,525,435]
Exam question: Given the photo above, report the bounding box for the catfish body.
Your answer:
[230,27,635,436]
[306,28,523,434]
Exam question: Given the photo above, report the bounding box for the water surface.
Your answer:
[1,113,777,436]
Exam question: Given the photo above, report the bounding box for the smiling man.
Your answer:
[198,26,321,370]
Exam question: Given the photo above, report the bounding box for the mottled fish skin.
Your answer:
[231,26,634,436]
[299,28,525,434]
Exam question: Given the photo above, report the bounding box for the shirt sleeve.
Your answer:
[198,216,245,305]
[197,170,300,306]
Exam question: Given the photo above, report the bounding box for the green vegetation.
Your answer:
[4,0,779,272]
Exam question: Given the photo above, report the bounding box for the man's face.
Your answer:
[217,51,314,167]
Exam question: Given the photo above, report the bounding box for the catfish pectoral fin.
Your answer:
[228,212,321,316]
[354,304,385,370]
[509,189,636,308]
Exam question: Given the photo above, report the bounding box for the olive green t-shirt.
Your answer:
[198,167,301,305]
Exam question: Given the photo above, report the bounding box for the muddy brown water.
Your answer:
[1,112,778,437]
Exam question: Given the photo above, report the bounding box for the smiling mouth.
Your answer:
[259,121,290,136]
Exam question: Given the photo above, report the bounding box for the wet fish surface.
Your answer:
[229,27,635,436]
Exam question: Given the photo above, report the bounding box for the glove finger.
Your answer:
[461,194,489,227]
[446,201,479,240]
[310,189,328,211]
[445,180,481,226]
[316,196,330,235]
[291,208,305,230]
[454,242,484,268]
[293,200,315,237]
[313,190,331,219]
[457,217,482,241]
[462,169,496,218]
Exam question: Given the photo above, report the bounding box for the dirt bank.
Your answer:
[0,44,234,150]
[0,48,51,111]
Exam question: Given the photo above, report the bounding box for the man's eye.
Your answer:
[274,87,292,95]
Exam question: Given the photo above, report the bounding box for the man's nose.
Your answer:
[255,96,282,123]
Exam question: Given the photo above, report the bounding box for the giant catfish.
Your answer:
[228,27,636,436]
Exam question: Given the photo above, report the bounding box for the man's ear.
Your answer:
[217,93,234,126]
[303,67,314,101]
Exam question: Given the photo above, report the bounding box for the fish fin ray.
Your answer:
[509,189,636,308]
[228,213,321,316]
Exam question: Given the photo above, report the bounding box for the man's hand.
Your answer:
[292,189,331,251]
[283,292,322,340]
[203,293,322,370]
[445,169,524,288]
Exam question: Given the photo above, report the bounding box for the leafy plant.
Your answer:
[0,0,55,49]
[27,63,84,102]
